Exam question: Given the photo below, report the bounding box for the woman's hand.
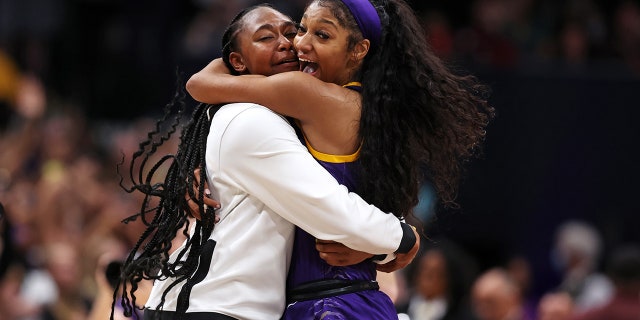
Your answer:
[376,226,420,273]
[315,240,374,266]
[186,168,220,220]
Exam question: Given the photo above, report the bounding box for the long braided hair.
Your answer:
[312,0,494,218]
[113,4,272,318]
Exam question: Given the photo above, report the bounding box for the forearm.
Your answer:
[186,59,332,122]
[186,59,262,104]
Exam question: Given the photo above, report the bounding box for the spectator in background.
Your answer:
[571,245,640,320]
[505,256,537,320]
[554,0,607,69]
[454,0,519,69]
[400,239,478,320]
[471,267,532,320]
[558,20,590,67]
[0,198,56,319]
[500,0,555,65]
[421,11,454,61]
[551,220,613,313]
[537,292,574,320]
[87,233,151,320]
[611,0,640,74]
[0,70,47,182]
[38,241,92,320]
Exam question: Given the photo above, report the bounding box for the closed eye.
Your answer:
[284,27,297,39]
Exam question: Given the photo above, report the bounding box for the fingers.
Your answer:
[318,252,352,266]
[316,239,375,266]
[316,241,350,266]
[376,226,421,273]
[376,261,397,273]
[185,193,221,221]
[315,241,347,254]
[202,192,221,209]
[187,168,221,220]
[194,167,203,185]
[185,195,201,220]
[191,168,210,200]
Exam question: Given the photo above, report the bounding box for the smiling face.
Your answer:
[229,7,299,76]
[294,2,370,85]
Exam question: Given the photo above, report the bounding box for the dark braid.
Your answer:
[312,0,494,220]
[114,84,220,318]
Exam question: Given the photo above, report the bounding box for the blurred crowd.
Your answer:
[389,222,640,320]
[1,0,639,319]
[425,0,640,74]
[0,71,170,318]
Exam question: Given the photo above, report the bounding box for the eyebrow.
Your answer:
[256,21,296,32]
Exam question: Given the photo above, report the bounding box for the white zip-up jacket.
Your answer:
[146,103,413,319]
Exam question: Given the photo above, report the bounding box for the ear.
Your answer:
[351,39,370,63]
[228,52,248,73]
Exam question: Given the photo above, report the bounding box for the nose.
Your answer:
[294,33,310,55]
[278,34,294,51]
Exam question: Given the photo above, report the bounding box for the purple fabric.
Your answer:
[341,0,382,48]
[283,156,398,319]
[284,291,398,319]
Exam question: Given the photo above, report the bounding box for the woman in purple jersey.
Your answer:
[187,0,494,318]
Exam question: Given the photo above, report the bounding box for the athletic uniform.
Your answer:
[144,103,415,320]
[283,84,399,320]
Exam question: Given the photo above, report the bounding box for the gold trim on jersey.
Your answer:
[301,134,360,163]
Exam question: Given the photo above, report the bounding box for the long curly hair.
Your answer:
[113,5,272,319]
[313,0,494,217]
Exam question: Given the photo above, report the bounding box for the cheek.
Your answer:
[320,46,350,72]
[245,47,274,75]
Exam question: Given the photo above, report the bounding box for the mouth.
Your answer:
[299,58,319,75]
[277,57,299,66]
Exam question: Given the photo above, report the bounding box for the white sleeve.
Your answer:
[210,104,404,254]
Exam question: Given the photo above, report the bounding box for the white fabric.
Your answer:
[146,103,405,319]
[408,296,448,320]
[572,273,614,312]
[20,269,58,306]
